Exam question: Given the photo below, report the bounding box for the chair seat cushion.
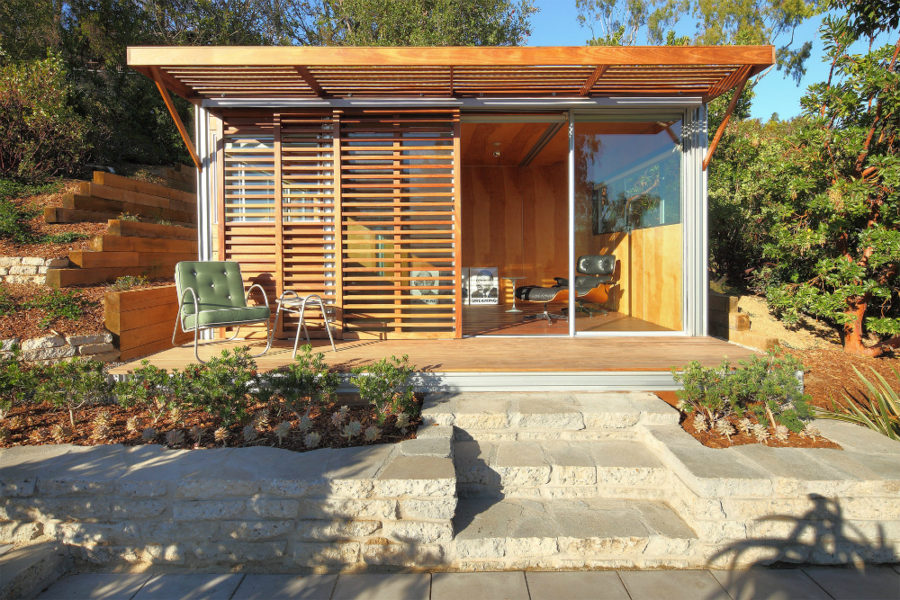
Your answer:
[516,286,563,302]
[183,305,270,330]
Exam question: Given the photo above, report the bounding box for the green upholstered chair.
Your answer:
[173,261,273,362]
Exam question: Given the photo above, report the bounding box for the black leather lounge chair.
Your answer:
[515,254,616,324]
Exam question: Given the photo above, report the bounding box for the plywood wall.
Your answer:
[461,164,567,304]
[593,223,682,330]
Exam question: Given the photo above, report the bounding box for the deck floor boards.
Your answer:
[109,336,757,375]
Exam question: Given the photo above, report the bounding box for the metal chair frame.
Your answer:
[269,291,337,358]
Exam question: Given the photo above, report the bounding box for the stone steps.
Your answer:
[452,496,698,569]
[454,439,669,499]
[0,541,70,600]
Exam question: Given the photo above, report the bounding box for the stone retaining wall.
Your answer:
[0,333,119,364]
[0,424,456,570]
[0,257,69,285]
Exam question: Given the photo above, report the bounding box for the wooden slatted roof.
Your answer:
[128,45,774,103]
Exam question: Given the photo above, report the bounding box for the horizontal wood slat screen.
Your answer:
[219,109,461,340]
[340,111,459,338]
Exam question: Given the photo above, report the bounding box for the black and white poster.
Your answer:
[468,267,499,305]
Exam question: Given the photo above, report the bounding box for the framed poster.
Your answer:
[468,267,499,305]
[410,270,440,305]
[460,267,470,305]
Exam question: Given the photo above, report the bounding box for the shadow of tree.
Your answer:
[705,493,898,600]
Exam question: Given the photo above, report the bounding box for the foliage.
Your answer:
[37,357,112,427]
[276,344,339,418]
[0,198,39,244]
[117,212,141,222]
[0,51,90,181]
[0,345,39,417]
[0,178,62,201]
[743,13,900,356]
[817,366,900,440]
[351,354,417,424]
[21,289,94,329]
[0,285,15,316]
[179,347,257,426]
[114,360,179,425]
[43,232,90,244]
[673,354,813,433]
[110,275,149,291]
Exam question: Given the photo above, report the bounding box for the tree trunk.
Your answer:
[842,298,884,357]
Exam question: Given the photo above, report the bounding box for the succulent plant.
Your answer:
[773,424,789,442]
[736,417,753,435]
[342,419,362,440]
[214,426,229,446]
[7,416,23,430]
[304,431,321,449]
[125,415,142,434]
[0,427,10,444]
[331,411,344,428]
[395,412,410,431]
[141,427,158,443]
[364,425,381,442]
[242,424,258,444]
[165,429,185,447]
[714,418,736,440]
[169,406,183,424]
[253,414,269,432]
[274,421,291,445]
[692,413,709,433]
[91,411,112,440]
[800,423,821,438]
[50,423,72,443]
[298,414,313,432]
[189,425,202,445]
[751,423,769,443]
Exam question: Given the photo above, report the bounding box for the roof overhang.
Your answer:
[127,45,774,105]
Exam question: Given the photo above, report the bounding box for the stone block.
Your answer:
[67,333,113,346]
[247,497,299,519]
[297,498,397,520]
[298,519,382,541]
[8,266,38,275]
[21,335,66,351]
[361,540,445,566]
[220,520,293,541]
[292,541,360,566]
[261,479,326,498]
[0,257,19,267]
[0,478,35,497]
[176,479,260,498]
[192,541,287,564]
[383,520,453,543]
[36,479,115,497]
[78,343,116,356]
[44,257,70,268]
[22,345,76,362]
[110,499,168,519]
[375,456,456,497]
[53,522,140,546]
[34,498,112,519]
[398,498,457,520]
[142,543,185,564]
[140,520,219,542]
[173,499,245,521]
[324,479,374,499]
[88,351,120,363]
[511,397,584,430]
[0,268,7,275]
[0,520,43,544]
[115,480,168,498]
[21,257,45,266]
[37,267,48,274]
[399,437,452,458]
[415,424,453,439]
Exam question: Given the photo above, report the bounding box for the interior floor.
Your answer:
[462,304,673,336]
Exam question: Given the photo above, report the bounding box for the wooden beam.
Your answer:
[702,71,750,171]
[295,65,327,97]
[580,65,608,96]
[150,66,201,170]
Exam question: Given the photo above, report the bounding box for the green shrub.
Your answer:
[352,354,417,424]
[37,357,111,427]
[276,344,339,418]
[180,347,257,426]
[0,285,15,316]
[21,289,94,329]
[0,53,89,181]
[110,275,149,291]
[42,232,89,244]
[0,345,39,417]
[817,367,900,441]
[115,360,178,425]
[0,198,39,244]
[673,354,812,433]
[0,178,62,201]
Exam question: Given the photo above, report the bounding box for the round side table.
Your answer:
[502,275,526,313]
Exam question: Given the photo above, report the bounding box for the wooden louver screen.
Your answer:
[340,111,460,338]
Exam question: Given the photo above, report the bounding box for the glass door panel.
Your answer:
[573,118,683,333]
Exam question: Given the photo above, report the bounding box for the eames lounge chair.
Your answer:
[515,254,616,324]
[173,261,273,363]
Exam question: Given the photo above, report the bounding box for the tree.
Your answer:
[748,9,900,356]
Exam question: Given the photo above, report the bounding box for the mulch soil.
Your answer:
[0,181,106,259]
[0,397,422,453]
[0,282,107,341]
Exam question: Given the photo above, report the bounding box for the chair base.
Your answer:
[523,303,567,325]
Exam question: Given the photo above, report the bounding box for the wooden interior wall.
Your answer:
[461,164,567,305]
[593,223,683,330]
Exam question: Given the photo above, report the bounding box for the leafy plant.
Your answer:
[180,347,257,426]
[36,357,112,427]
[276,344,338,418]
[117,212,140,222]
[110,275,149,291]
[0,285,15,316]
[114,360,178,425]
[0,345,39,417]
[351,354,417,424]
[817,367,900,441]
[42,232,89,244]
[0,198,39,244]
[0,178,62,201]
[673,353,812,433]
[21,289,93,329]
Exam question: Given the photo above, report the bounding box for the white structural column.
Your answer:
[567,110,576,337]
[681,105,709,336]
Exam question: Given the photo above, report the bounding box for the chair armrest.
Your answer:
[553,277,568,287]
[246,283,270,311]
[177,286,200,327]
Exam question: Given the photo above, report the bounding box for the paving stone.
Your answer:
[134,574,243,600]
[733,445,854,482]
[573,393,642,428]
[399,437,452,458]
[331,572,430,600]
[526,571,630,600]
[543,442,597,485]
[21,335,66,350]
[711,568,832,600]
[414,424,453,439]
[37,573,151,600]
[619,570,731,600]
[814,420,900,455]
[432,571,528,600]
[232,574,337,599]
[588,440,664,468]
[511,396,584,430]
[802,566,900,600]
[493,441,550,487]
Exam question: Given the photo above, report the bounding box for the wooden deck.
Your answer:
[110,336,756,390]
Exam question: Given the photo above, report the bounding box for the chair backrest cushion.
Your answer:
[577,254,616,276]
[175,261,247,315]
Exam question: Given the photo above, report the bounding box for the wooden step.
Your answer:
[78,182,195,214]
[44,206,119,224]
[68,250,195,269]
[90,235,196,254]
[45,264,176,287]
[107,220,196,240]
[64,193,195,224]
[93,171,195,205]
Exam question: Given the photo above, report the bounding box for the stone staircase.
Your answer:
[422,392,702,569]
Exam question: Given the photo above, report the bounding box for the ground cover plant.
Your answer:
[0,345,422,452]
[670,354,837,448]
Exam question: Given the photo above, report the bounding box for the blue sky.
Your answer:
[525,1,869,121]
